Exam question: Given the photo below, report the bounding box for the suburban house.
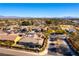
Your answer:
[0,22,5,30]
[60,25,74,30]
[18,32,44,48]
[0,34,22,46]
[50,32,66,41]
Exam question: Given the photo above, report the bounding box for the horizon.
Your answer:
[0,3,79,17]
[0,15,79,18]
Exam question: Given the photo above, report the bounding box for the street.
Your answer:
[0,47,38,56]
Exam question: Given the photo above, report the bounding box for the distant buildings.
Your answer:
[60,25,76,32]
[60,25,74,30]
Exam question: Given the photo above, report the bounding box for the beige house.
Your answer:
[19,33,44,46]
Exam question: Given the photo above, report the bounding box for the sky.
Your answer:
[0,3,79,17]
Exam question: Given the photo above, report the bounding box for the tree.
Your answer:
[21,21,30,26]
[45,20,52,25]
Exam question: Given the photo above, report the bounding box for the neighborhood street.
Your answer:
[0,47,38,56]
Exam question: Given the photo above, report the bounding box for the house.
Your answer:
[0,34,22,46]
[7,24,19,30]
[18,32,44,48]
[50,32,66,41]
[0,22,5,30]
[20,26,33,31]
[60,25,74,31]
[68,28,76,33]
[4,24,20,34]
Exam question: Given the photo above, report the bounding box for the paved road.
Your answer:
[0,53,14,56]
[0,47,38,56]
[0,40,48,56]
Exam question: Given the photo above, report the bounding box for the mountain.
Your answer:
[0,15,21,18]
[0,15,79,19]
